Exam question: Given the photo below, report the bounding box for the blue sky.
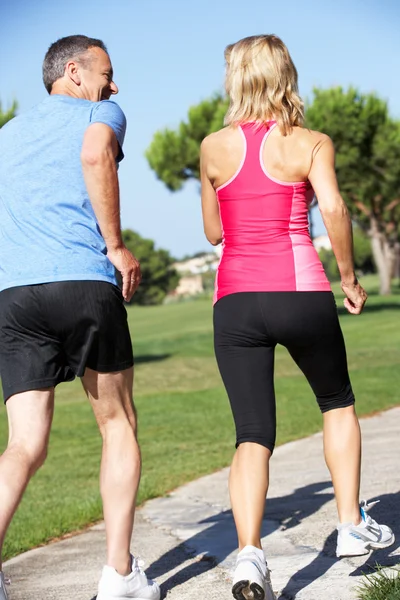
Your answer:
[1,0,399,258]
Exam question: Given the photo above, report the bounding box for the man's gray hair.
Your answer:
[43,34,108,93]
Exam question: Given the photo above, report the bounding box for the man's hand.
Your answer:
[107,246,141,302]
[341,279,367,315]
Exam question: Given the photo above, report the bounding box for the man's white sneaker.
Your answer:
[232,545,275,600]
[336,500,395,557]
[0,572,10,600]
[97,556,160,600]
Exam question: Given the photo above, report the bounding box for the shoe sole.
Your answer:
[337,533,396,557]
[232,580,265,600]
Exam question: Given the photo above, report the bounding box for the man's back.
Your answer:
[0,94,126,292]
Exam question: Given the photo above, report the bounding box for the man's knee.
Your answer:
[97,411,138,442]
[8,437,49,474]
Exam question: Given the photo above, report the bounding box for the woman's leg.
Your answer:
[272,291,358,524]
[214,294,277,598]
[229,442,272,550]
[323,405,361,524]
[286,358,361,525]
[282,290,394,556]
[214,294,276,549]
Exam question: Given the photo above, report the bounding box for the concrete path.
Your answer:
[4,407,400,600]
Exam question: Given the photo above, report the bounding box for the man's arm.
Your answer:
[81,122,141,301]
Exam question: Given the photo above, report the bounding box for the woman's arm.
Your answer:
[200,138,222,246]
[308,135,367,314]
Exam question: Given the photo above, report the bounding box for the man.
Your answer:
[0,35,160,600]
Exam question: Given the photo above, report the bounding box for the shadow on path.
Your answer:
[277,490,400,600]
[277,529,338,600]
[349,491,400,576]
[145,481,334,597]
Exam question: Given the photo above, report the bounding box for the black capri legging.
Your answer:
[214,292,355,454]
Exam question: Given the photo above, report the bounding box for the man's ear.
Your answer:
[65,60,81,86]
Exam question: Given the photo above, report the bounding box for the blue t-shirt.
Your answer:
[0,95,127,292]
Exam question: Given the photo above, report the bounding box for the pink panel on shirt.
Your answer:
[288,187,331,291]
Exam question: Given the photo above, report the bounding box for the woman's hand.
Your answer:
[341,279,368,315]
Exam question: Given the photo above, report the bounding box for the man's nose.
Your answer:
[110,81,118,95]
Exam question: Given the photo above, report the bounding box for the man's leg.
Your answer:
[81,367,140,576]
[0,388,54,569]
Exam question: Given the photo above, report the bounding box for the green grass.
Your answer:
[0,274,399,559]
[357,566,400,600]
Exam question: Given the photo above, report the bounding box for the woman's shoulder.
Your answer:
[287,126,334,157]
[201,126,237,153]
[291,126,331,144]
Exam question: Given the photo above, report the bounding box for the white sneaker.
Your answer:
[336,500,395,557]
[232,546,275,600]
[97,556,160,600]
[0,572,10,600]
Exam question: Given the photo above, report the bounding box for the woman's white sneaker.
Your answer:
[232,545,275,600]
[336,500,395,557]
[97,555,160,600]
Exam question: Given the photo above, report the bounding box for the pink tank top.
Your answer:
[214,121,331,304]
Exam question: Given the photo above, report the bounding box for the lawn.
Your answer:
[0,275,399,560]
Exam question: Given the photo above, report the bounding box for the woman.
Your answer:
[200,35,394,600]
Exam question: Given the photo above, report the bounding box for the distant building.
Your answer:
[313,235,332,252]
[172,252,219,275]
[174,275,204,297]
[214,244,223,258]
[169,247,222,299]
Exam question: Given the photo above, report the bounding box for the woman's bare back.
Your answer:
[204,124,328,190]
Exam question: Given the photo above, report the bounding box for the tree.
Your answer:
[146,94,228,191]
[306,88,400,295]
[318,248,340,282]
[201,269,216,294]
[122,229,179,306]
[0,100,17,129]
[318,227,375,283]
[353,227,375,275]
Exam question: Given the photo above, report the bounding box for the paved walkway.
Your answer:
[5,408,400,600]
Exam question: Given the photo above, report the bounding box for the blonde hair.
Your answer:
[224,35,304,136]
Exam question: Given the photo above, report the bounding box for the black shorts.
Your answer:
[214,292,355,453]
[0,281,134,402]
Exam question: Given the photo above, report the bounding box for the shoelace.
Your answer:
[1,576,10,587]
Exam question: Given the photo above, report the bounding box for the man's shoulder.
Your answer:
[91,100,126,123]
[89,100,127,156]
[0,99,47,133]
